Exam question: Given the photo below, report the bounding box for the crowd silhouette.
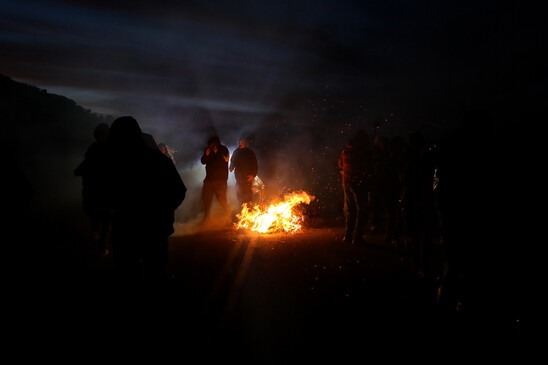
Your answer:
[338,128,438,262]
[73,109,515,324]
[335,109,506,317]
[76,116,186,283]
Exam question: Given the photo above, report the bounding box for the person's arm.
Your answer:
[222,146,230,163]
[229,149,237,172]
[201,148,210,165]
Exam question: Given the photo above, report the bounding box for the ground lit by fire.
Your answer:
[235,191,314,234]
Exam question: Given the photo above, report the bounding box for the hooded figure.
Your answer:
[200,135,230,221]
[107,116,186,282]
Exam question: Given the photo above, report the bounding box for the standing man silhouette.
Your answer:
[201,135,230,222]
[339,129,372,245]
[107,116,186,282]
[230,136,258,206]
[74,123,111,256]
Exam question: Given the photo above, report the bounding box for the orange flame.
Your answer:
[236,191,314,233]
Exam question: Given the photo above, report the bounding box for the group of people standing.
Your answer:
[75,116,259,282]
[200,135,258,223]
[339,128,438,278]
[75,110,492,311]
[74,110,512,322]
[339,109,498,315]
[75,116,187,283]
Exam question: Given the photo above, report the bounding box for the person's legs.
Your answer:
[215,180,230,216]
[354,187,369,243]
[236,181,253,205]
[202,180,215,220]
[343,185,356,242]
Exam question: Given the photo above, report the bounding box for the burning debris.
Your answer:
[251,175,266,204]
[236,191,315,234]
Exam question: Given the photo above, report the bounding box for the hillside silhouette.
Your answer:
[1,74,114,204]
[1,73,112,158]
[1,74,115,287]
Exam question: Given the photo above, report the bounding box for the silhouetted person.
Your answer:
[338,129,372,245]
[370,135,399,244]
[74,123,111,256]
[107,116,186,283]
[402,130,436,278]
[230,136,258,206]
[201,135,230,222]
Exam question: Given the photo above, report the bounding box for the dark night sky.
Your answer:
[3,1,540,138]
[1,0,542,214]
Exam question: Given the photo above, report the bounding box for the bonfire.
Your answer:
[236,191,314,234]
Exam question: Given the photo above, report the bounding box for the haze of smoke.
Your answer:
[172,153,239,236]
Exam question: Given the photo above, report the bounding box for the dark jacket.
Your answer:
[230,147,258,183]
[109,147,187,238]
[338,143,371,188]
[107,117,186,239]
[201,145,229,181]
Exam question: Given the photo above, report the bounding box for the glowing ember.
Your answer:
[236,191,315,233]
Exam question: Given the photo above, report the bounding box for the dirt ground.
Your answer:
[7,204,522,360]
